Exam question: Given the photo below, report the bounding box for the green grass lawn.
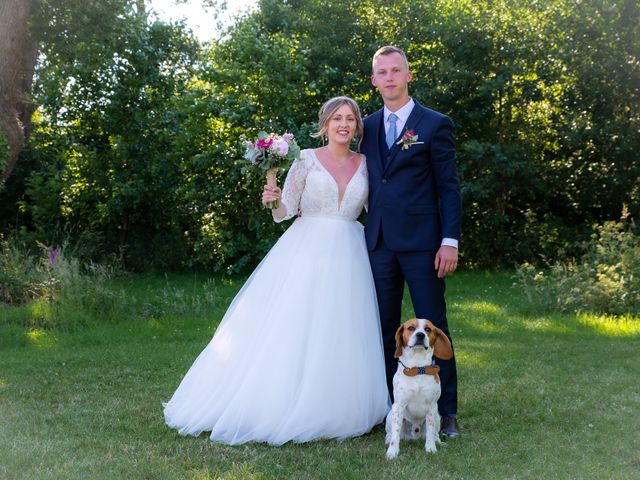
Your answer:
[1,271,639,479]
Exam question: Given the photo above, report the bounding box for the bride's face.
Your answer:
[326,104,358,146]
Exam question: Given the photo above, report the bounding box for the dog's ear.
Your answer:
[394,324,405,358]
[433,327,453,360]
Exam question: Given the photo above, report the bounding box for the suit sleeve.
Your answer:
[430,116,462,241]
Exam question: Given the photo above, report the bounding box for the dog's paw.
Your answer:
[386,443,399,460]
[425,441,437,453]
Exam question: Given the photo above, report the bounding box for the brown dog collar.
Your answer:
[399,360,441,383]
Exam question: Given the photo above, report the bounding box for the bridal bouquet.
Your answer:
[242,131,300,209]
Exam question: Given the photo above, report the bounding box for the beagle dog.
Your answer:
[385,318,454,460]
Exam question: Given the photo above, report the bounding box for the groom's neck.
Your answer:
[384,96,412,113]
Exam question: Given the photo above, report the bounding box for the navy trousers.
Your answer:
[368,229,458,416]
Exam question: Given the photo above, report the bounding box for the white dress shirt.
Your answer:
[384,98,458,250]
[384,99,415,142]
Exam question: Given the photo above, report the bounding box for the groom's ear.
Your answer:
[394,324,405,358]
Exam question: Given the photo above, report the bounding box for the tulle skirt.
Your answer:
[163,215,390,445]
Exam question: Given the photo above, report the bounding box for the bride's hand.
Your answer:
[262,185,282,206]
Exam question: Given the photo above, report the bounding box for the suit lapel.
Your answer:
[384,102,426,173]
[368,109,385,172]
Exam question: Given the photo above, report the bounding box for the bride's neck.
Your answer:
[325,143,351,164]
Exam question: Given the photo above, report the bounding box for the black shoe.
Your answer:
[440,415,460,438]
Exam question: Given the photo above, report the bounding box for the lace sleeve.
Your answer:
[272,151,309,223]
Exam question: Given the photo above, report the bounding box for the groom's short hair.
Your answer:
[372,46,409,71]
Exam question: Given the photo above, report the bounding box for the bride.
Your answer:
[163,96,390,445]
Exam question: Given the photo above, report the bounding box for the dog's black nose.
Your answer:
[415,332,425,342]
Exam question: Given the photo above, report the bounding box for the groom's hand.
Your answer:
[435,246,458,278]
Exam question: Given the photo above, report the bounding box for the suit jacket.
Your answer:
[361,101,462,252]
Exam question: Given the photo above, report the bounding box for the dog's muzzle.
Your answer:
[410,332,426,348]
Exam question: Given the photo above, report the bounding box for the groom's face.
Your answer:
[371,52,412,105]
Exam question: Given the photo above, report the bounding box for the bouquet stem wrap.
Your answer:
[266,167,279,209]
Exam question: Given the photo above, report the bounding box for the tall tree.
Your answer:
[0,0,38,184]
[0,0,139,185]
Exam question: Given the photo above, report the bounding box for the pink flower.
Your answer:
[241,130,300,176]
[270,138,289,156]
[256,138,273,149]
[397,129,419,150]
[49,247,60,266]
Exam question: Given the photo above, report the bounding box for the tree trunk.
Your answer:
[0,0,38,184]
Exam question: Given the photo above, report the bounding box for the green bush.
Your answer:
[0,235,226,328]
[0,236,47,305]
[0,131,9,180]
[0,236,123,328]
[515,221,640,315]
[3,0,639,274]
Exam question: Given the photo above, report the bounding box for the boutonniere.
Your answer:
[396,129,420,150]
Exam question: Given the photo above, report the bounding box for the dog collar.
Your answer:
[398,360,441,383]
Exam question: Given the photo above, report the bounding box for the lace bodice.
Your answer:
[274,149,368,222]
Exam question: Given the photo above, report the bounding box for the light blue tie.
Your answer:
[386,113,398,149]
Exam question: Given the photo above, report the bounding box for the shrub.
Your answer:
[514,221,640,315]
[1,236,226,329]
[0,236,123,328]
[0,236,47,305]
[0,131,9,179]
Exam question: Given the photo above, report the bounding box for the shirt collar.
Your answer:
[384,98,415,124]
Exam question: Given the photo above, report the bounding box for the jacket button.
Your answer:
[382,178,387,184]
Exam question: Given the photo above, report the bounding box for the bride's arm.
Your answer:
[262,153,308,223]
[262,184,287,220]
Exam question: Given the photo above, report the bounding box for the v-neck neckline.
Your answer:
[310,149,364,207]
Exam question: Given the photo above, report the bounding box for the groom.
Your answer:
[361,46,463,437]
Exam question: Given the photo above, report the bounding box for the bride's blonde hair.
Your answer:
[311,96,364,145]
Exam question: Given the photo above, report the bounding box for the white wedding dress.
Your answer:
[163,149,390,445]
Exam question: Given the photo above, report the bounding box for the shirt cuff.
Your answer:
[441,238,458,249]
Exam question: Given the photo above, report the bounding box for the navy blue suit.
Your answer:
[361,101,462,415]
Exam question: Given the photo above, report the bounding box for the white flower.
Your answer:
[270,138,289,157]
